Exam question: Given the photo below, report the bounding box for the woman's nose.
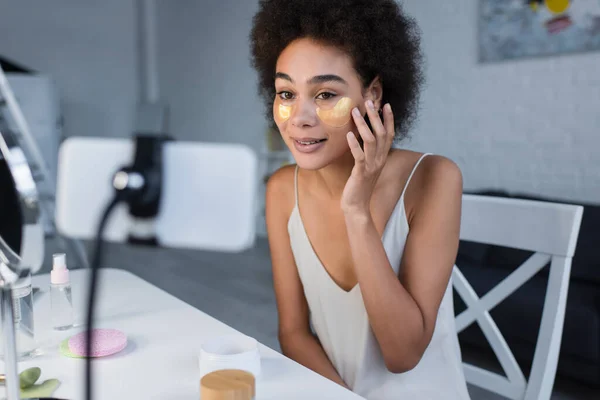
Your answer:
[290,99,318,128]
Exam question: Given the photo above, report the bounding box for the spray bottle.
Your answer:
[50,253,74,330]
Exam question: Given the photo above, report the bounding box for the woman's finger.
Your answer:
[382,103,395,150]
[347,132,365,165]
[351,107,376,162]
[364,100,386,154]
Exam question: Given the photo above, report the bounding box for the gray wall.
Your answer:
[0,0,138,140]
[402,1,600,203]
[156,0,266,150]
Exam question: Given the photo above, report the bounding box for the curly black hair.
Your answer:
[249,0,424,140]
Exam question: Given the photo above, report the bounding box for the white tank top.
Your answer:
[287,153,471,400]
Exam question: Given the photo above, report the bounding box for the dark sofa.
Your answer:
[455,190,599,386]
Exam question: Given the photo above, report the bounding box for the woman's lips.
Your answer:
[292,138,327,153]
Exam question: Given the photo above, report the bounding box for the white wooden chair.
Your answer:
[454,194,584,400]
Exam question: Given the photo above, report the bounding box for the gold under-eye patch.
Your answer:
[273,101,293,125]
[277,104,292,121]
[316,97,353,128]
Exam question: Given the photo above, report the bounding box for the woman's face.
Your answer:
[274,38,379,170]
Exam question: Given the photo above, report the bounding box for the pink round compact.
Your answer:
[68,329,127,358]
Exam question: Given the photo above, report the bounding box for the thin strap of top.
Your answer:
[294,153,431,207]
[294,165,299,206]
[400,153,432,199]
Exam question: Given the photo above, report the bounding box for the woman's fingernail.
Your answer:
[385,103,391,112]
[352,107,360,116]
[366,100,374,110]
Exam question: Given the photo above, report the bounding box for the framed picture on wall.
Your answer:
[479,0,600,62]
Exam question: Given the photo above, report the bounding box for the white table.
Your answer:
[2,268,364,399]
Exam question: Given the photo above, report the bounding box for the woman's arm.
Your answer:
[278,331,348,388]
[344,156,463,373]
[266,166,348,388]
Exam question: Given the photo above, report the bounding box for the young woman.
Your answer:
[250,1,471,398]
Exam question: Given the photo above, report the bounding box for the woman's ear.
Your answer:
[365,76,383,111]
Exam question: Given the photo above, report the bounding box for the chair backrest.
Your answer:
[55,137,258,253]
[455,194,583,400]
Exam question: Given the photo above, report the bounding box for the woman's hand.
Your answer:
[341,100,395,215]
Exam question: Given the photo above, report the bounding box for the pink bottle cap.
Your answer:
[51,253,70,285]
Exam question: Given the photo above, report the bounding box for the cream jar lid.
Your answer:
[200,369,255,400]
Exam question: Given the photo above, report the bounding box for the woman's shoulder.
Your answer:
[265,163,297,216]
[387,149,463,218]
[388,149,462,184]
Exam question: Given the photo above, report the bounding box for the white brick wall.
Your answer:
[401,1,600,203]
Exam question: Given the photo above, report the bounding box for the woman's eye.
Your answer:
[277,91,294,100]
[317,92,336,100]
